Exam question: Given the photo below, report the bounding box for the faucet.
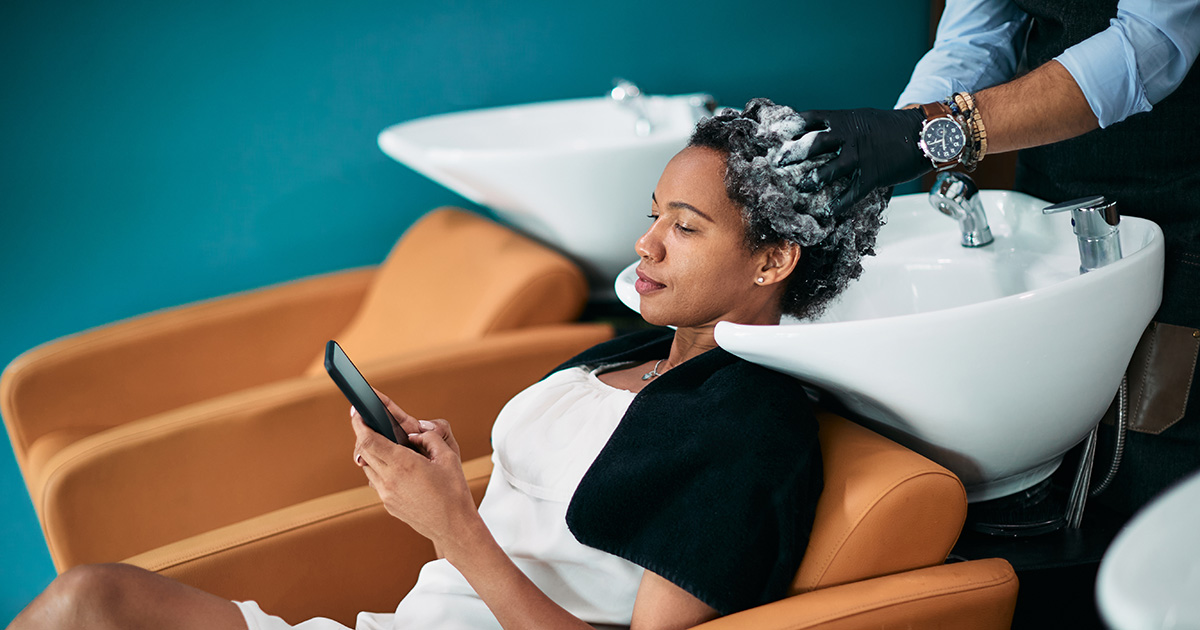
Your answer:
[610,78,653,136]
[1042,195,1122,273]
[1042,195,1124,528]
[686,93,717,123]
[929,172,994,247]
[610,79,717,135]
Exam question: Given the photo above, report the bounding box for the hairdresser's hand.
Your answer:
[793,107,928,214]
[352,414,480,548]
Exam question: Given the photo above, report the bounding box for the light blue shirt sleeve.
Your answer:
[893,0,1029,107]
[896,0,1200,129]
[1059,4,1200,127]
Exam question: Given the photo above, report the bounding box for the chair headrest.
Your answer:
[306,208,587,376]
[793,413,967,593]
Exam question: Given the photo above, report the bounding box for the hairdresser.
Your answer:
[791,0,1199,519]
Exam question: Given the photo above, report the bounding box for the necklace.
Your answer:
[642,359,666,381]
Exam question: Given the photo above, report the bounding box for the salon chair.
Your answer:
[1,207,603,570]
[124,413,1019,629]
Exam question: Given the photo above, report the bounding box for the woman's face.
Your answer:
[634,146,782,328]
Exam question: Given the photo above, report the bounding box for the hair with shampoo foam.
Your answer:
[689,98,888,320]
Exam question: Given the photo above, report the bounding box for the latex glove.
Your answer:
[793,107,929,215]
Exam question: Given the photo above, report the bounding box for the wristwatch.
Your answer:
[917,102,967,171]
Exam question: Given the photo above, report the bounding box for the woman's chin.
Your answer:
[639,312,670,328]
[637,303,673,328]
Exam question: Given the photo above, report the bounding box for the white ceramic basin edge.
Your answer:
[616,190,1165,501]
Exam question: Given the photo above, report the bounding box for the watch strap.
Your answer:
[920,101,954,120]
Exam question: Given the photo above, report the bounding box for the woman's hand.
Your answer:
[370,389,461,459]
[351,413,479,550]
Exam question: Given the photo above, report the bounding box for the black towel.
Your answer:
[553,330,823,615]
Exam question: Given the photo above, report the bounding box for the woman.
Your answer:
[7,99,887,630]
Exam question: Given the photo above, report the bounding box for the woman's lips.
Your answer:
[634,268,666,294]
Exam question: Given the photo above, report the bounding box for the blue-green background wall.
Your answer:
[0,1,928,621]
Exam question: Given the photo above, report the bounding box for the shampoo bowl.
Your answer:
[617,191,1164,501]
[378,94,706,289]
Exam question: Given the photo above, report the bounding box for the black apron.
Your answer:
[1013,0,1200,515]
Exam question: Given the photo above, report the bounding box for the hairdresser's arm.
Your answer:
[1050,0,1200,128]
[937,0,1200,149]
[899,0,1199,127]
[351,418,718,630]
[807,0,1200,215]
[797,60,1098,214]
[971,60,1096,154]
[894,0,1029,107]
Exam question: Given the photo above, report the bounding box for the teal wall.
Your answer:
[0,1,928,621]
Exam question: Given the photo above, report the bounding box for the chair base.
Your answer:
[965,478,1065,537]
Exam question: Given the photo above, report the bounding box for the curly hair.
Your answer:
[688,98,889,320]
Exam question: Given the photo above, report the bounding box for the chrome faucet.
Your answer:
[610,79,717,135]
[1042,196,1122,273]
[686,93,717,123]
[610,78,653,136]
[929,172,994,247]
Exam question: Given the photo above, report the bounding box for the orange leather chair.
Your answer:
[1,207,603,570]
[125,413,1019,629]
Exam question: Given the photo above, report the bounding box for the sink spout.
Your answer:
[929,172,994,247]
[610,78,653,136]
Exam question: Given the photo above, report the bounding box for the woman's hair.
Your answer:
[689,98,888,320]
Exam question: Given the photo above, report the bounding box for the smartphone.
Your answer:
[324,340,414,449]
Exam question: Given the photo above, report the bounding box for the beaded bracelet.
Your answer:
[947,92,988,171]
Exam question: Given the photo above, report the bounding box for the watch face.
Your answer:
[922,117,966,162]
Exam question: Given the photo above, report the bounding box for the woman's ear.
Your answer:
[755,242,800,287]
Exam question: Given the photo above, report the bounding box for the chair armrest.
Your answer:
[37,324,609,569]
[692,558,1018,630]
[1,268,375,469]
[124,455,495,627]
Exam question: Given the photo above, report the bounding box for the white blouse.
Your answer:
[236,365,643,630]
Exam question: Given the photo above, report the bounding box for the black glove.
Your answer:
[791,107,929,215]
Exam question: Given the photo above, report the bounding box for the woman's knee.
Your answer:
[37,563,155,627]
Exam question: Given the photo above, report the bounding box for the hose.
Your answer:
[1091,374,1128,497]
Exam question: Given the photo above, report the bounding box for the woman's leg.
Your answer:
[8,563,248,630]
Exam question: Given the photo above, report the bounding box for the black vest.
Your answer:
[1011,0,1200,257]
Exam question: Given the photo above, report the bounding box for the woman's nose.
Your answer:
[635,224,665,261]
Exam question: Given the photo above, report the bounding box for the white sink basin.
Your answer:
[379,95,705,288]
[616,190,1164,501]
[1097,468,1200,629]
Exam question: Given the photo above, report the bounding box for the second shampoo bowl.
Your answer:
[378,94,705,288]
[617,190,1165,501]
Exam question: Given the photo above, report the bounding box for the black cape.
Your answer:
[555,329,823,615]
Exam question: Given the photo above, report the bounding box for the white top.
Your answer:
[237,365,643,630]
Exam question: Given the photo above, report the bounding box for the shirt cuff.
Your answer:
[1056,26,1151,129]
[895,78,962,110]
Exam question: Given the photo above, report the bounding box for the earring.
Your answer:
[756,277,765,284]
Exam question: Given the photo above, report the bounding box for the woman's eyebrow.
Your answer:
[650,193,714,222]
[670,201,713,222]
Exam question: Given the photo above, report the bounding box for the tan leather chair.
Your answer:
[125,413,1019,629]
[1,207,599,569]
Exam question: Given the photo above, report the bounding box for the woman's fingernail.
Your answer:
[355,454,365,466]
[418,420,436,431]
[407,433,420,440]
